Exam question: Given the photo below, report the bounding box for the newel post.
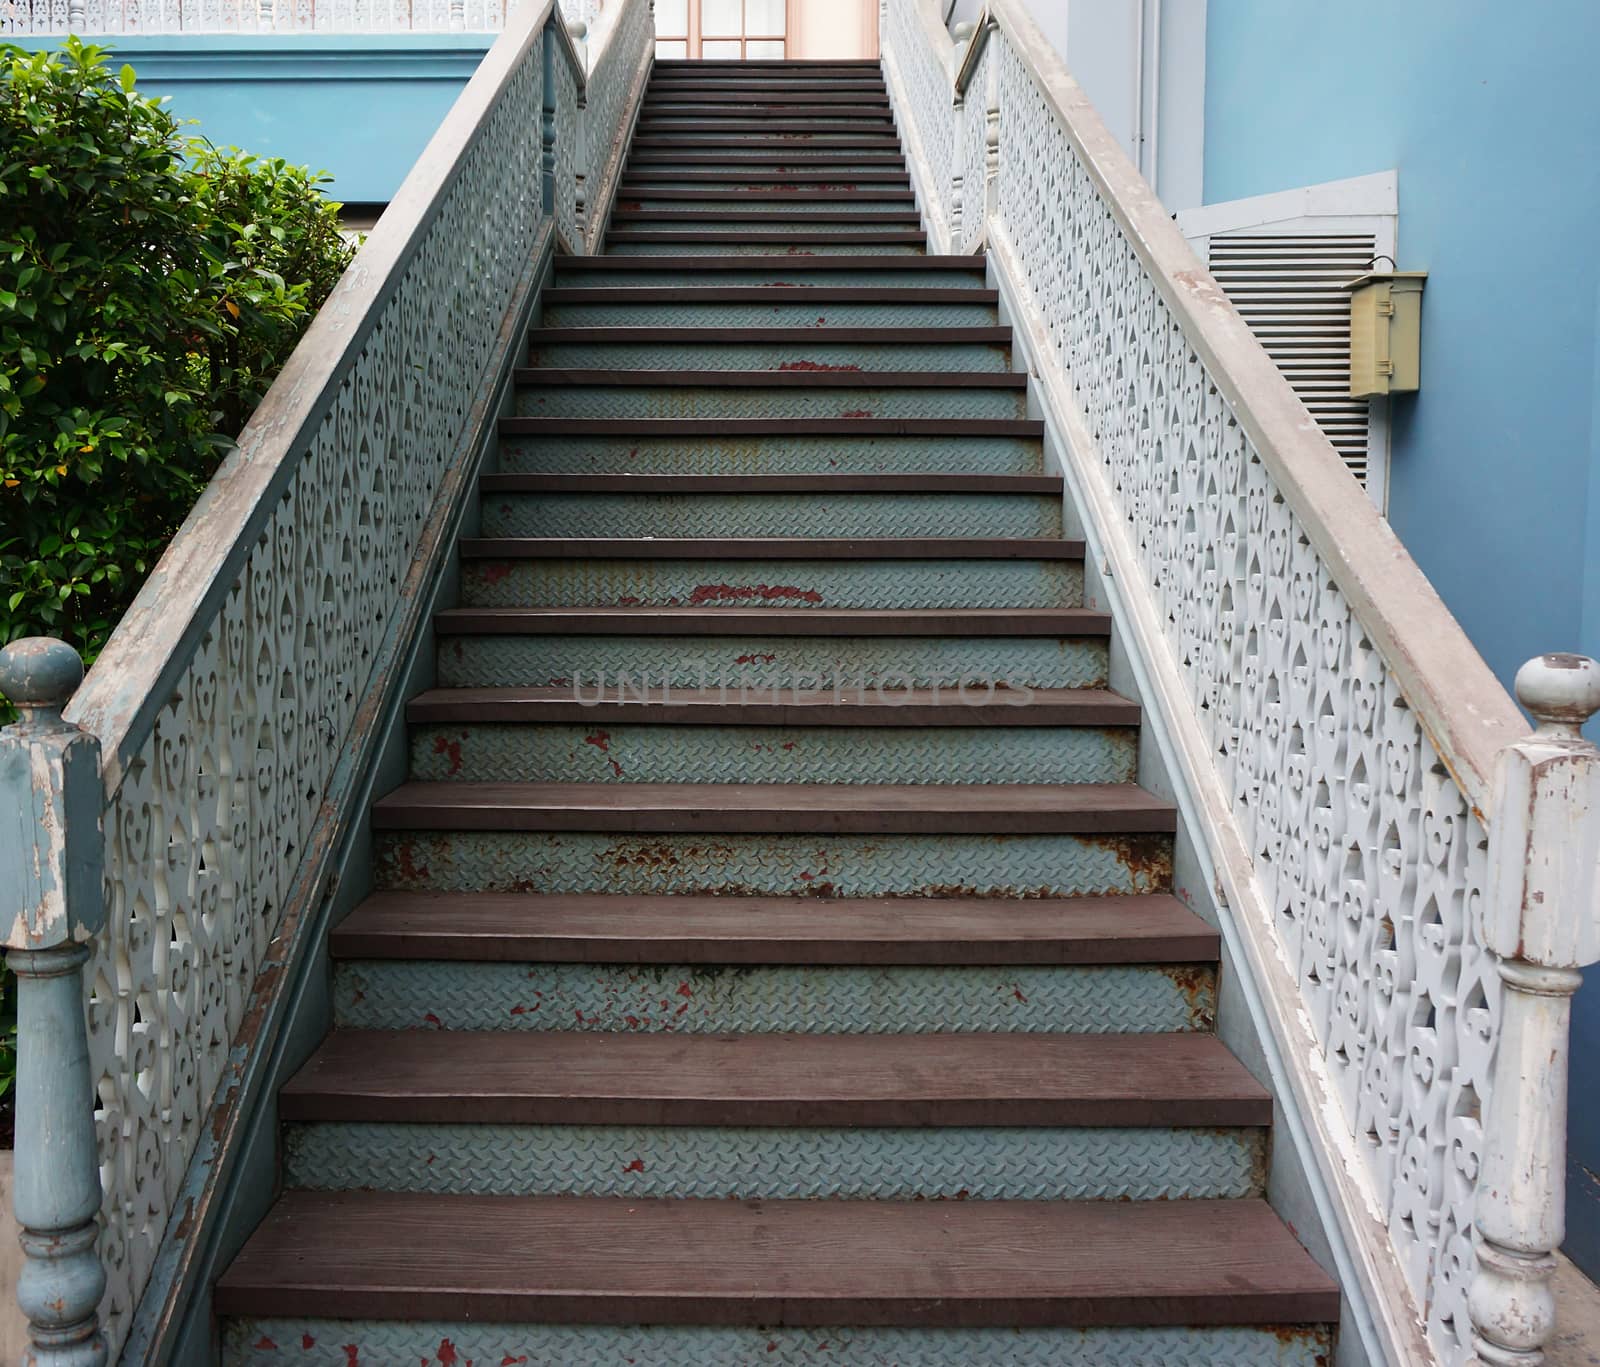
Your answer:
[540,24,558,220]
[1472,653,1600,1365]
[0,639,108,1367]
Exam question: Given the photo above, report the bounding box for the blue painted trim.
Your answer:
[7,33,494,79]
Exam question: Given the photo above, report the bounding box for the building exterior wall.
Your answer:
[14,34,494,204]
[1203,0,1600,1280]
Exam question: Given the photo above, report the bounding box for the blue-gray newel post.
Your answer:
[0,638,108,1367]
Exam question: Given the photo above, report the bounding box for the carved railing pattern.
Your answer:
[878,0,1543,1361]
[0,0,620,1353]
[580,0,649,249]
[878,0,950,238]
[0,0,599,33]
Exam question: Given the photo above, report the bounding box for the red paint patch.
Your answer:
[255,1339,277,1352]
[840,409,874,419]
[510,1004,529,1015]
[781,742,796,751]
[779,359,862,372]
[480,561,513,584]
[690,583,823,605]
[436,1340,459,1366]
[585,730,611,751]
[432,734,464,776]
[625,1014,641,1028]
[735,652,777,665]
[676,981,694,997]
[1012,987,1029,1004]
[343,1348,360,1367]
[423,1012,444,1027]
[394,842,431,884]
[623,1158,646,1172]
[303,1334,317,1350]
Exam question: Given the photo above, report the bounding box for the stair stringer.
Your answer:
[988,224,1422,1367]
[138,224,562,1367]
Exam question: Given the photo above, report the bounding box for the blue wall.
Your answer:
[1204,0,1600,1278]
[19,34,493,203]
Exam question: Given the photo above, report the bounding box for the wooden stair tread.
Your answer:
[551,256,982,271]
[499,417,1042,436]
[216,1191,1338,1325]
[541,286,990,302]
[404,683,1130,725]
[513,369,1020,388]
[331,890,1211,965]
[525,326,1010,344]
[369,781,1176,834]
[280,1030,1265,1127]
[478,473,1056,494]
[603,232,930,245]
[431,606,1111,636]
[457,536,1083,560]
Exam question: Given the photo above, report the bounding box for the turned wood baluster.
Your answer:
[0,638,108,1367]
[1473,653,1600,1364]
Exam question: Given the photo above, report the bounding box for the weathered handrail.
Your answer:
[881,0,1600,1362]
[0,0,650,1357]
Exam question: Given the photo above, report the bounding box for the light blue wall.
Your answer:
[18,34,493,203]
[1205,0,1600,1280]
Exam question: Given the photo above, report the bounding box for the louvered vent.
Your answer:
[1207,233,1375,488]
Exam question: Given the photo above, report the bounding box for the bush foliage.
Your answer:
[0,40,355,1114]
[0,38,354,666]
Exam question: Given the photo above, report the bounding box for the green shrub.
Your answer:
[0,37,354,670]
[0,40,355,1112]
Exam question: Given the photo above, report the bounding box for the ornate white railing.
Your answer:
[1,0,598,35]
[880,1,1600,1364]
[0,0,651,1361]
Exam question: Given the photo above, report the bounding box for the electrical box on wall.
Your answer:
[1344,270,1427,397]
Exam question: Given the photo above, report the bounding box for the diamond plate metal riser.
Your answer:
[630,129,901,141]
[620,178,911,191]
[409,722,1138,786]
[480,492,1058,538]
[373,830,1170,899]
[459,559,1085,610]
[495,432,1043,474]
[553,269,979,290]
[333,960,1211,1034]
[523,341,1011,372]
[616,198,915,214]
[284,1122,1264,1201]
[224,1319,1334,1366]
[606,239,928,255]
[512,383,1024,420]
[539,301,1000,327]
[435,634,1110,691]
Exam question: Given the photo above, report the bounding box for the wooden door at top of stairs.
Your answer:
[653,0,879,61]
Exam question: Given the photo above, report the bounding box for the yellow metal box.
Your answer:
[1344,270,1426,398]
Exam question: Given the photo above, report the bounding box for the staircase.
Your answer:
[215,58,1340,1365]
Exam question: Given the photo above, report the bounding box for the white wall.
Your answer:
[793,0,878,58]
[943,0,1204,210]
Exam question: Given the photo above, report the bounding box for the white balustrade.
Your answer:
[0,0,651,1358]
[880,1,1600,1362]
[1,0,599,35]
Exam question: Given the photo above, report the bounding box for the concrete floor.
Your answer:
[1552,1254,1600,1365]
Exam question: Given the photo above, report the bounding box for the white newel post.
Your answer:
[1472,653,1600,1364]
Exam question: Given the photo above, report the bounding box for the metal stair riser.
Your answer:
[459,559,1084,611]
[480,492,1059,539]
[435,634,1110,691]
[629,129,901,142]
[607,238,928,255]
[284,1122,1264,1202]
[495,433,1043,475]
[512,384,1024,421]
[224,1321,1334,1367]
[619,177,911,190]
[550,269,972,290]
[372,830,1170,899]
[615,198,914,214]
[333,960,1212,1034]
[524,341,1011,372]
[539,301,999,327]
[407,722,1138,786]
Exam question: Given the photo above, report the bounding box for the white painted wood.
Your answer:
[1472,656,1600,1364]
